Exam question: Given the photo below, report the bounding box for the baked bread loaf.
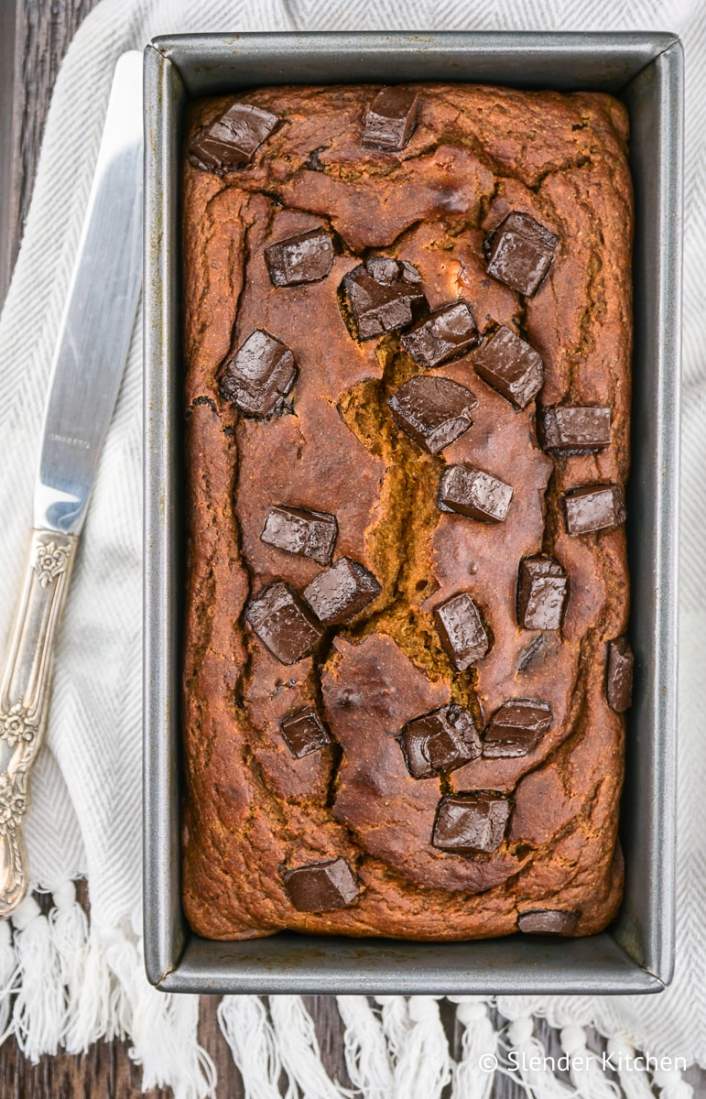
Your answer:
[182,81,632,941]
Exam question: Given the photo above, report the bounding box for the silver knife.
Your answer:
[0,52,143,915]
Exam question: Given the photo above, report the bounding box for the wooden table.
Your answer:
[0,4,698,1097]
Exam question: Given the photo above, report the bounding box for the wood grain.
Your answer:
[0,3,701,1098]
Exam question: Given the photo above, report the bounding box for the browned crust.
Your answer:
[181,83,631,941]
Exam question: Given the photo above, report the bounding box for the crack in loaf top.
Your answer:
[181,81,632,942]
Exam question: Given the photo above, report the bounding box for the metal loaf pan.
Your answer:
[143,32,682,995]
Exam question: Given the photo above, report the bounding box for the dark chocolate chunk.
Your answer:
[362,87,418,151]
[606,637,634,712]
[517,633,561,674]
[303,557,381,625]
[388,375,477,454]
[265,228,335,287]
[280,708,332,758]
[401,301,479,368]
[473,326,543,409]
[434,592,490,671]
[564,484,626,535]
[340,257,426,341]
[283,858,360,912]
[517,909,579,936]
[432,793,510,855]
[245,582,323,665]
[366,256,418,284]
[189,102,279,172]
[540,406,611,453]
[517,556,568,631]
[438,464,513,523]
[485,212,558,296]
[261,505,338,566]
[220,330,297,418]
[398,704,482,779]
[483,699,552,758]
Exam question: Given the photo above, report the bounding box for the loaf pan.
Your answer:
[143,31,682,994]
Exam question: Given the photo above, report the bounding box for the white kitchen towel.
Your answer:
[0,0,703,1096]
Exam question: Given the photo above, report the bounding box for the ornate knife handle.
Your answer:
[0,530,77,916]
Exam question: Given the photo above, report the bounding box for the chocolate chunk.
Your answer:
[303,558,381,625]
[483,699,552,758]
[220,330,297,417]
[517,633,561,674]
[398,704,482,779]
[265,228,335,287]
[606,637,634,712]
[434,592,490,671]
[362,87,418,151]
[245,582,323,665]
[517,909,579,936]
[366,256,418,284]
[280,708,332,757]
[283,858,360,912]
[388,375,477,454]
[438,464,513,523]
[485,212,558,296]
[401,301,478,368]
[473,326,543,409]
[564,484,626,535]
[517,556,568,631]
[540,406,611,453]
[189,102,279,172]
[340,257,426,341]
[261,505,338,566]
[432,794,510,855]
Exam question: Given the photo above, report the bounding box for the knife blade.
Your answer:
[0,51,143,916]
[35,51,143,534]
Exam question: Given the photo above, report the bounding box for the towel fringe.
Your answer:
[336,994,394,1098]
[391,995,452,1099]
[105,929,174,1086]
[49,879,113,1052]
[103,919,215,1099]
[9,894,64,1061]
[217,995,282,1099]
[561,1024,621,1099]
[374,994,410,1064]
[269,994,352,1099]
[653,1066,695,1099]
[75,927,114,1046]
[0,918,18,1039]
[606,1036,656,1099]
[168,992,218,1099]
[451,998,498,1099]
[506,1014,576,1099]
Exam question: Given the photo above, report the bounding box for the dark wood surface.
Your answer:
[0,3,699,1097]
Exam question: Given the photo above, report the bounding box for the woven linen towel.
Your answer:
[0,1,703,1096]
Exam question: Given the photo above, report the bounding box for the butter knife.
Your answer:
[0,52,143,916]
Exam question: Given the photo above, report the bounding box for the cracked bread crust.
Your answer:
[182,83,631,941]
